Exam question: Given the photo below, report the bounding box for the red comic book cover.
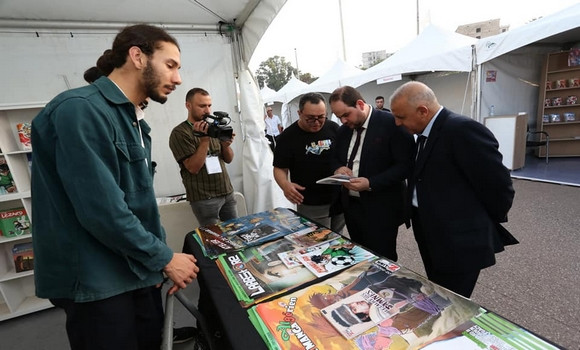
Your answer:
[16,122,32,151]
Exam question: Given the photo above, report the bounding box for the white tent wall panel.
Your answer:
[0,31,245,199]
[477,46,559,127]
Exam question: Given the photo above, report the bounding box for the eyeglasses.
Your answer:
[304,116,326,123]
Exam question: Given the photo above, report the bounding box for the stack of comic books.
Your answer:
[193,207,319,258]
[216,234,376,308]
[248,258,484,350]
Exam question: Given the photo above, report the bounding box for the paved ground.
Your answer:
[396,178,580,349]
[1,178,578,349]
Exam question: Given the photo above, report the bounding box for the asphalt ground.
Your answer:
[396,178,580,349]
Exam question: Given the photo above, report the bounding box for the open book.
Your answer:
[316,174,352,185]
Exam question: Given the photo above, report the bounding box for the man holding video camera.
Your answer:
[169,87,237,226]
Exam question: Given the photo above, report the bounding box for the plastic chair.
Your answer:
[526,129,549,164]
[160,191,247,350]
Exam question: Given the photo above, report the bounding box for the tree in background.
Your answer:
[255,56,318,90]
[255,56,297,91]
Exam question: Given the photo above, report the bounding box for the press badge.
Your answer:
[205,155,222,174]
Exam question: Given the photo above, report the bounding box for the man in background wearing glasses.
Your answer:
[273,92,345,233]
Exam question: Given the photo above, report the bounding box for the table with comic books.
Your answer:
[184,207,563,350]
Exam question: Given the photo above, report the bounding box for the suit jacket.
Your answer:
[332,108,414,227]
[410,108,516,273]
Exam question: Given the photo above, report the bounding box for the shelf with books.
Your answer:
[537,50,580,157]
[0,103,52,320]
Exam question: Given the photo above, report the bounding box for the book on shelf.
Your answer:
[194,208,318,258]
[12,241,34,272]
[0,207,31,237]
[249,258,481,350]
[26,153,32,176]
[216,234,377,308]
[0,156,17,194]
[316,174,352,185]
[16,122,32,151]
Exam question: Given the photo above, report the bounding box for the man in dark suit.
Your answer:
[389,81,516,298]
[329,86,414,262]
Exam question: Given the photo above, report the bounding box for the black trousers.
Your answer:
[344,196,399,262]
[50,286,164,350]
[411,207,480,298]
[265,134,277,153]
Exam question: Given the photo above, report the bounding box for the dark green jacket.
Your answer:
[31,77,173,302]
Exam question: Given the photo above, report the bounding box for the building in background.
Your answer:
[361,50,392,69]
[456,18,509,39]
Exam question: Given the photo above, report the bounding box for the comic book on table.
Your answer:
[216,236,377,308]
[194,207,318,258]
[248,258,482,350]
[418,308,562,350]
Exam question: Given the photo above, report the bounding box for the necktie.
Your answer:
[347,127,364,168]
[415,135,427,161]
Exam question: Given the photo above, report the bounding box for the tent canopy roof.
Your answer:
[476,3,580,64]
[346,24,477,88]
[0,0,288,62]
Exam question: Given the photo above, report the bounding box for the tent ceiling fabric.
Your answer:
[0,0,287,64]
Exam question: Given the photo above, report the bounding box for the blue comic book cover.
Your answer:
[194,208,320,258]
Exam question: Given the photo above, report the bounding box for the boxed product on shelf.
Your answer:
[564,112,576,122]
[16,122,32,151]
[12,242,34,273]
[0,207,30,237]
[568,48,580,67]
[0,156,17,194]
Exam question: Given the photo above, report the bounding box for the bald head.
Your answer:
[389,81,441,135]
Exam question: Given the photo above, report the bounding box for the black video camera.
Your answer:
[203,111,233,141]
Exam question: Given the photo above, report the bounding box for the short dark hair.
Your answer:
[185,88,209,102]
[375,96,384,101]
[86,24,179,78]
[329,86,364,107]
[299,92,326,111]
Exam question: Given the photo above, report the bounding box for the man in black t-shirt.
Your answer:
[273,93,345,233]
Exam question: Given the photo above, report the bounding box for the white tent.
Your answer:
[301,59,363,94]
[474,3,580,124]
[346,25,477,89]
[260,86,279,104]
[0,0,292,213]
[280,59,363,125]
[345,25,477,117]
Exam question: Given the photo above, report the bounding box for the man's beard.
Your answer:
[143,63,167,104]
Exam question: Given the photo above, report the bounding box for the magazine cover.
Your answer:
[0,207,30,237]
[419,308,561,350]
[0,156,17,194]
[195,207,318,258]
[216,237,318,308]
[295,237,377,278]
[12,241,34,272]
[316,174,353,185]
[16,122,32,151]
[250,258,481,350]
[321,287,400,339]
[284,227,340,247]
